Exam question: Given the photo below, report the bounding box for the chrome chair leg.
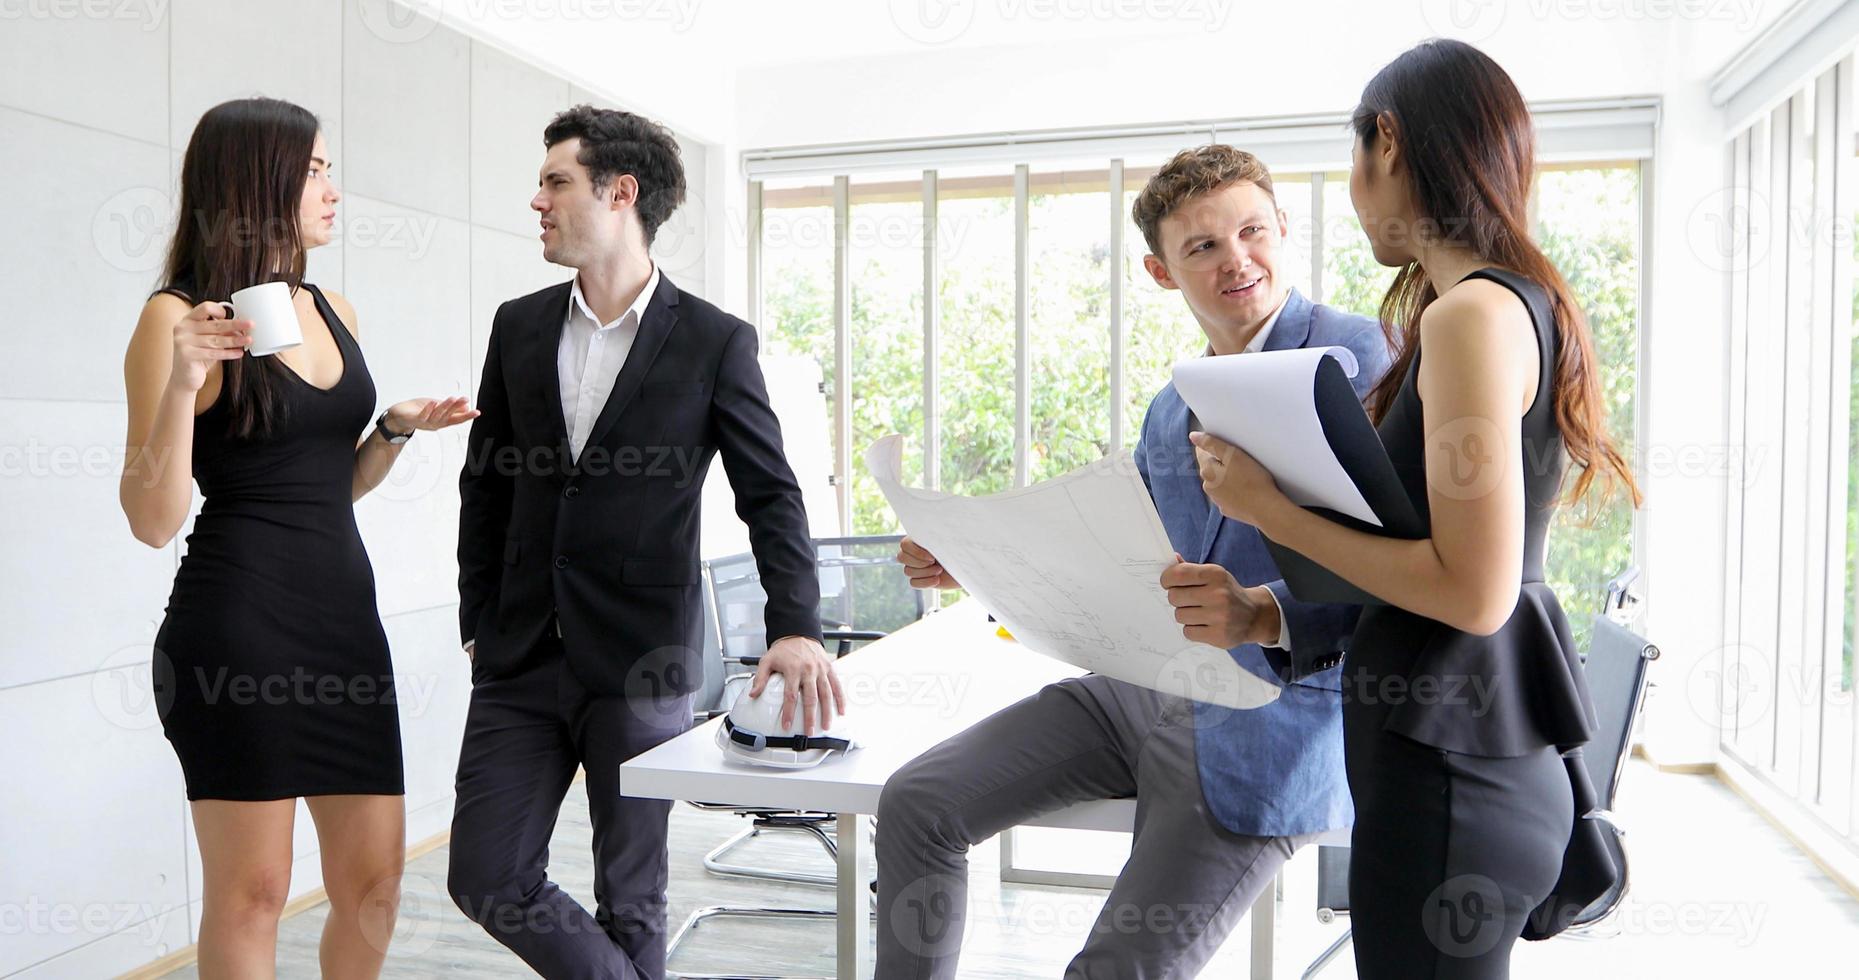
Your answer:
[700,819,838,887]
[1300,927,1353,979]
[665,906,837,980]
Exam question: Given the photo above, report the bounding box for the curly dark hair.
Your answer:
[543,104,687,244]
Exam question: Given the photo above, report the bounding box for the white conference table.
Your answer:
[620,599,1283,980]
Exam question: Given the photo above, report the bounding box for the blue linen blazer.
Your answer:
[1134,288,1391,837]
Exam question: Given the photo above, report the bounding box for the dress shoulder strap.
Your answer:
[299,282,358,351]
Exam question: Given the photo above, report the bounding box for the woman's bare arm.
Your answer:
[120,294,251,547]
[328,289,478,502]
[1197,280,1540,635]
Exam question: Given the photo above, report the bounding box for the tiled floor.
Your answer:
[158,758,1859,978]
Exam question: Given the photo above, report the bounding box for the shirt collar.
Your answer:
[1245,288,1291,352]
[569,262,660,331]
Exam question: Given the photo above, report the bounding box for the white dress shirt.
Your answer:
[560,263,660,463]
[1191,292,1296,651]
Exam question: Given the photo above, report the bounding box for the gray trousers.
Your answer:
[875,673,1321,980]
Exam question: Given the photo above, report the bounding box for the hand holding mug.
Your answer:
[168,301,251,393]
[226,281,303,356]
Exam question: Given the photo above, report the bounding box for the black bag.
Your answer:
[1522,745,1625,940]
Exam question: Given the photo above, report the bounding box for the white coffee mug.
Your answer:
[225,281,302,357]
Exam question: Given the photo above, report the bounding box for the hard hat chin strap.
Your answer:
[723,716,853,754]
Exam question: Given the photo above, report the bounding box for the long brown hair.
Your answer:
[1353,40,1639,509]
[159,97,319,440]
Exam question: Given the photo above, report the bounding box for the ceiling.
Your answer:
[415,0,1797,143]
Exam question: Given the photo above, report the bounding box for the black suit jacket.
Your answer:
[458,273,821,696]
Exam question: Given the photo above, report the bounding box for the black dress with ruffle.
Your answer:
[1340,267,1596,978]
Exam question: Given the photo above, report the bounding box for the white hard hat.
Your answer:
[714,674,858,770]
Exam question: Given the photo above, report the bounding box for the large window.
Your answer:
[1029,168,1113,481]
[1537,166,1644,638]
[759,180,836,520]
[937,172,1018,498]
[1317,173,1397,316]
[849,176,926,534]
[1720,54,1859,849]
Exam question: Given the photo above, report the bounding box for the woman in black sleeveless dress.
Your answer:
[1190,42,1641,979]
[118,98,477,978]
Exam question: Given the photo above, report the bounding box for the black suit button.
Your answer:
[554,556,570,569]
[564,486,580,499]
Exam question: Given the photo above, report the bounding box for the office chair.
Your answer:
[667,534,925,980]
[1561,567,1659,934]
[699,535,917,716]
[1299,568,1659,977]
[688,535,921,886]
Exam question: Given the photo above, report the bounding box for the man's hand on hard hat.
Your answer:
[750,636,847,736]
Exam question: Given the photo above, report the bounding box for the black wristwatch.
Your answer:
[375,410,412,445]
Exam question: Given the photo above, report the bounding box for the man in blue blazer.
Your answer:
[876,145,1392,978]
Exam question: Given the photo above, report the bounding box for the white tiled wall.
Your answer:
[343,0,472,222]
[470,44,572,239]
[0,109,173,403]
[0,1,714,975]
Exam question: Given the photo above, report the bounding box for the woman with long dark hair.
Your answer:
[1191,40,1641,977]
[118,97,477,978]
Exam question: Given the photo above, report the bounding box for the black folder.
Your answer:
[1251,355,1428,606]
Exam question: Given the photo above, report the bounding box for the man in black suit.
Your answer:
[447,105,844,979]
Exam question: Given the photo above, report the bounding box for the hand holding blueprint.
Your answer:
[865,435,1280,710]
